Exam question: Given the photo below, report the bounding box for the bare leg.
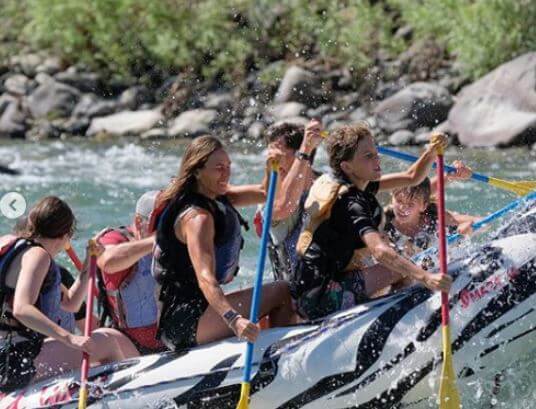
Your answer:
[33,328,139,381]
[196,281,298,345]
[359,264,405,297]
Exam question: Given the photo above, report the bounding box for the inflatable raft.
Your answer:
[2,209,536,408]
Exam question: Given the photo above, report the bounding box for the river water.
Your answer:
[1,138,535,408]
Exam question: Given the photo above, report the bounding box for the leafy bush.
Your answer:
[388,0,536,78]
[1,0,534,82]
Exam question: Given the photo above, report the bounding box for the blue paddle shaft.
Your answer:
[242,168,278,383]
[377,146,489,183]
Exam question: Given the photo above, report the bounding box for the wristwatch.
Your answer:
[222,309,241,327]
[295,151,313,164]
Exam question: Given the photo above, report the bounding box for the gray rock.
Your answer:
[169,109,218,138]
[73,94,118,118]
[446,52,536,147]
[247,121,265,140]
[414,129,433,145]
[119,86,153,110]
[307,104,332,119]
[56,116,90,135]
[274,66,319,105]
[4,75,33,96]
[55,68,100,93]
[87,110,164,137]
[388,129,414,146]
[337,92,361,110]
[203,92,234,110]
[36,56,63,76]
[266,102,306,121]
[26,119,61,140]
[27,81,81,118]
[35,73,54,85]
[323,111,349,128]
[10,53,43,77]
[273,116,309,128]
[374,82,453,133]
[0,95,27,138]
[349,107,368,122]
[141,128,169,140]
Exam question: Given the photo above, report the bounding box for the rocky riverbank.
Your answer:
[1,50,535,149]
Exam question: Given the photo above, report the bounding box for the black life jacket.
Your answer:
[153,192,248,318]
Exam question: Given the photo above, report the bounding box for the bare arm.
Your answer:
[362,231,451,292]
[378,145,437,192]
[13,247,72,343]
[226,184,266,207]
[181,210,235,318]
[272,120,322,221]
[97,236,154,273]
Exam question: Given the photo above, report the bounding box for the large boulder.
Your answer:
[274,66,321,106]
[168,109,218,138]
[27,81,81,118]
[86,110,164,137]
[0,95,27,138]
[446,52,536,147]
[374,82,453,133]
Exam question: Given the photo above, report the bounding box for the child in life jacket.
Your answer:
[95,191,165,354]
[384,161,481,261]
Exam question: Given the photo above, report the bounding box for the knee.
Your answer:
[270,280,292,302]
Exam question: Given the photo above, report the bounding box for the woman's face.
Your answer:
[340,134,382,182]
[197,148,231,197]
[267,136,295,176]
[391,192,427,225]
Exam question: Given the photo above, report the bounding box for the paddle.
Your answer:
[236,160,279,409]
[413,190,536,263]
[377,146,535,196]
[435,143,461,409]
[78,239,98,409]
[65,242,84,272]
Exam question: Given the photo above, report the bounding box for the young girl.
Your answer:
[384,166,481,261]
[0,196,138,393]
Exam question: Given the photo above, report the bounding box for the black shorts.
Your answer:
[159,298,208,351]
[0,339,43,394]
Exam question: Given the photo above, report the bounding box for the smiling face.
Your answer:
[340,134,382,183]
[391,191,428,225]
[196,148,231,198]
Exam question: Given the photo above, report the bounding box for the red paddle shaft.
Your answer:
[436,153,449,326]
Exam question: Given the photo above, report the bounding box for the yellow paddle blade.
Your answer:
[516,180,536,190]
[78,386,88,409]
[438,325,461,409]
[236,382,251,409]
[488,177,534,196]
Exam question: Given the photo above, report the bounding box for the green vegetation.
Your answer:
[1,0,535,82]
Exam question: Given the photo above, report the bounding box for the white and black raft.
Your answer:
[2,212,536,408]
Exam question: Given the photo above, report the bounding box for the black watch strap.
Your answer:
[295,151,313,164]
